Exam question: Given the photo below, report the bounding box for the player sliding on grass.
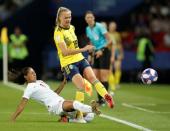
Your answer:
[9,67,100,122]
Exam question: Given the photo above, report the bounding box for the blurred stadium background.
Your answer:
[1,0,170,83]
[0,0,170,130]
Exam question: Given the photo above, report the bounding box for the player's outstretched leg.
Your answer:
[72,100,101,115]
[93,80,114,108]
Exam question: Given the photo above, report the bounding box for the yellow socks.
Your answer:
[115,70,121,85]
[108,72,116,91]
[75,91,84,102]
[93,80,108,98]
[75,91,84,119]
[84,78,93,97]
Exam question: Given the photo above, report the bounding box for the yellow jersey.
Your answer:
[109,32,121,46]
[54,25,84,68]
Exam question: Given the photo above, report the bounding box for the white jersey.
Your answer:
[23,80,64,108]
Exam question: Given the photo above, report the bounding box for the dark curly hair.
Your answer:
[8,67,31,85]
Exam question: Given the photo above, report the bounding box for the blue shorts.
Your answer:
[62,59,90,80]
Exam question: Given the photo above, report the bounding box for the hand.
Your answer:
[88,55,94,65]
[88,55,92,63]
[84,45,94,52]
[117,54,123,60]
[88,49,94,54]
[95,50,103,58]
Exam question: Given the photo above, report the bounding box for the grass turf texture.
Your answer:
[0,81,170,131]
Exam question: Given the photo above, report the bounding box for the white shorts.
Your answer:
[47,98,65,115]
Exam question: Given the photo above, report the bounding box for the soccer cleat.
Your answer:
[58,115,68,123]
[90,100,101,115]
[104,94,114,108]
[69,118,87,123]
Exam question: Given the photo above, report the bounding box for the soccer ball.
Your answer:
[141,68,158,84]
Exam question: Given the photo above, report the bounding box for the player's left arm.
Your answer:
[118,44,124,60]
[54,77,67,94]
[117,34,124,60]
[10,98,28,122]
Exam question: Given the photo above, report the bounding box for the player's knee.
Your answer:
[86,76,97,84]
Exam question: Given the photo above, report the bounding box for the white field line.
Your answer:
[0,111,152,131]
[4,82,152,130]
[125,103,156,106]
[4,82,24,91]
[100,114,152,131]
[122,103,170,114]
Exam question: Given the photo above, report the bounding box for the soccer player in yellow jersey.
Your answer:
[108,21,124,91]
[53,7,114,119]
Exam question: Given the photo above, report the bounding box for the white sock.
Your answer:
[73,101,92,113]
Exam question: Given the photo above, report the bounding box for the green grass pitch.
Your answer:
[0,81,170,131]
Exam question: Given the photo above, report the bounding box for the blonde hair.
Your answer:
[56,7,71,26]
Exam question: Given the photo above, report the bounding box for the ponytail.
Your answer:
[8,67,31,85]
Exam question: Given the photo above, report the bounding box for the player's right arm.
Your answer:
[10,98,28,122]
[54,32,94,56]
[59,41,93,56]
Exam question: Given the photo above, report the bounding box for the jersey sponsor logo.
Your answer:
[69,64,73,69]
[73,40,78,48]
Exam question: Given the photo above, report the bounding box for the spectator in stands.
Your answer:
[163,27,170,47]
[0,0,18,20]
